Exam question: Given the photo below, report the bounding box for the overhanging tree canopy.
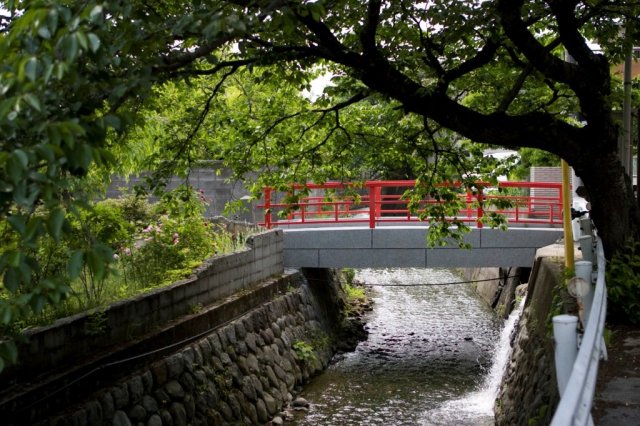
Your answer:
[1,0,639,365]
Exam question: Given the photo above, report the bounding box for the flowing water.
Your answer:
[291,268,523,426]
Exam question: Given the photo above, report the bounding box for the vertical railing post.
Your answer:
[264,187,272,229]
[476,187,484,228]
[368,182,377,229]
[466,190,473,222]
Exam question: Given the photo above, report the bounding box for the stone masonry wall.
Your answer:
[39,270,344,426]
[460,267,530,319]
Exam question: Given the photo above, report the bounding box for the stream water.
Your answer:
[291,268,522,426]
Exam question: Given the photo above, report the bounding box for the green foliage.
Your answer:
[607,239,640,324]
[511,148,561,180]
[343,281,366,302]
[84,309,108,336]
[292,340,316,364]
[342,268,356,286]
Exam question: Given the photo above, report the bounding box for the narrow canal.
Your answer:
[292,268,521,425]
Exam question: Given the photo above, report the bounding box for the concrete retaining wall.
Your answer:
[3,231,283,388]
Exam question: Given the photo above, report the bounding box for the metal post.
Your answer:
[553,315,579,395]
[562,160,575,269]
[476,187,484,228]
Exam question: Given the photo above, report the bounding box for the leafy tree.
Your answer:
[511,148,561,180]
[1,0,640,368]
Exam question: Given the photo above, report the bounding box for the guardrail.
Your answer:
[259,180,563,229]
[551,230,607,425]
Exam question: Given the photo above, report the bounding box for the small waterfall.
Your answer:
[425,297,526,423]
[481,297,526,400]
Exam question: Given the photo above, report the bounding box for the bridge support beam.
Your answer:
[283,226,564,268]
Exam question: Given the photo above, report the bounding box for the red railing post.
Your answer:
[264,187,272,229]
[557,183,563,223]
[476,187,484,228]
[368,182,377,229]
[466,190,473,221]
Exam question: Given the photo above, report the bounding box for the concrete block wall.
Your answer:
[530,166,567,198]
[5,230,284,386]
[106,163,262,223]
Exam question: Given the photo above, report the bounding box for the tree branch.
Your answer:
[495,0,578,86]
[360,0,382,56]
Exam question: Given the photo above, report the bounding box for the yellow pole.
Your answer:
[561,159,575,272]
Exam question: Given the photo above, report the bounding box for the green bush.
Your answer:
[607,239,640,324]
[2,187,241,328]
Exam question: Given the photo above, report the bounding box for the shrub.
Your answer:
[607,239,640,324]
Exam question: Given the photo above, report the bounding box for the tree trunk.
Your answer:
[573,150,640,258]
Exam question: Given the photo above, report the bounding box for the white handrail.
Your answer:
[551,235,607,425]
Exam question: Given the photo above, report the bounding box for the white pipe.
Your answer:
[579,235,594,263]
[575,260,594,327]
[579,217,592,238]
[553,315,579,395]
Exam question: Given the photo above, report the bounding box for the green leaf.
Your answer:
[24,57,38,82]
[3,267,19,292]
[102,114,121,130]
[87,33,101,52]
[23,93,41,112]
[47,208,65,241]
[76,31,88,51]
[6,157,25,184]
[13,149,28,168]
[87,250,105,281]
[7,215,26,235]
[0,341,18,364]
[88,5,103,23]
[64,34,79,61]
[37,25,51,39]
[30,294,45,314]
[67,250,84,279]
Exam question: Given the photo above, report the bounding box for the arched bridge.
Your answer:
[259,180,564,268]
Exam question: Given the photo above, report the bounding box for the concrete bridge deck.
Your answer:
[282,226,564,268]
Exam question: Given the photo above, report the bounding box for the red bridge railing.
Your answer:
[258,180,563,229]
